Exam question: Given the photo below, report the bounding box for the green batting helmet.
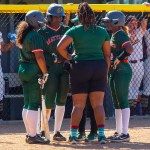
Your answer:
[46,3,65,17]
[102,10,125,27]
[25,10,46,28]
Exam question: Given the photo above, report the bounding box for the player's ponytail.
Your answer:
[16,21,33,48]
[121,26,129,34]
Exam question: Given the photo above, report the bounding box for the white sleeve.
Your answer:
[0,32,3,43]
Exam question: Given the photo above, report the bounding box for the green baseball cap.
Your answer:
[71,16,79,23]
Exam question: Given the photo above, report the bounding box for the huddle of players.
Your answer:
[15,2,149,145]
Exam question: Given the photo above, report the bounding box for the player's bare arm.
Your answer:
[1,41,14,53]
[34,51,48,74]
[102,41,111,73]
[57,35,73,60]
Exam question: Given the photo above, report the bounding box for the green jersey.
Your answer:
[19,30,51,65]
[38,25,71,60]
[110,30,130,60]
[65,25,110,60]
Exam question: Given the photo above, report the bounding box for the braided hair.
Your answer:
[77,2,96,30]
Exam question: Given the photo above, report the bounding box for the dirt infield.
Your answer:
[0,117,150,150]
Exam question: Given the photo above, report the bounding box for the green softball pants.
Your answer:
[44,63,69,109]
[109,62,132,109]
[18,62,42,111]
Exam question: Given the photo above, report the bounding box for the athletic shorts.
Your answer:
[70,60,108,94]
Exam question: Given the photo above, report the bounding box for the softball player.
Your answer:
[102,10,133,142]
[0,32,15,118]
[16,10,50,144]
[38,4,71,141]
[57,2,110,144]
[71,16,98,142]
[127,16,147,115]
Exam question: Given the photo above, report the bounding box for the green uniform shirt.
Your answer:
[38,25,71,60]
[110,30,130,60]
[19,30,51,65]
[65,25,110,60]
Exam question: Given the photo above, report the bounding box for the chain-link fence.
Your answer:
[0,5,150,120]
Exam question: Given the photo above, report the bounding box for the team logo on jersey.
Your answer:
[57,8,62,13]
[110,41,116,48]
[47,35,63,45]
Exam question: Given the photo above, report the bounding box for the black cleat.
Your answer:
[40,131,45,137]
[26,134,50,144]
[111,133,130,142]
[107,132,119,141]
[25,135,29,143]
[53,131,66,141]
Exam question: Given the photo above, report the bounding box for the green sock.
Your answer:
[98,127,104,137]
[70,128,77,137]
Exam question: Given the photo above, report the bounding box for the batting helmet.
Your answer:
[46,3,65,17]
[102,10,125,27]
[25,10,46,28]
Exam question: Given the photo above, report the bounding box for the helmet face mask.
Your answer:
[101,19,112,28]
[102,10,125,28]
[25,10,46,28]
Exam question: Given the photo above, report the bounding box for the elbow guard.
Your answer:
[118,50,131,60]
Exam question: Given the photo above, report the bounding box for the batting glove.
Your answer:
[113,58,120,69]
[38,73,49,85]
[42,73,49,83]
[7,32,17,43]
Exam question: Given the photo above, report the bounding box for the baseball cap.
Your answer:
[71,16,79,23]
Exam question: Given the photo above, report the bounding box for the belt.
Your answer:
[118,59,129,65]
[129,59,143,64]
[55,59,65,63]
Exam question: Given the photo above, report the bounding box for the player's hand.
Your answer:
[69,54,76,64]
[113,58,120,69]
[38,73,49,85]
[7,32,17,43]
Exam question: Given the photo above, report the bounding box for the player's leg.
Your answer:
[89,60,107,144]
[111,63,132,142]
[19,63,50,144]
[69,93,87,144]
[69,60,90,144]
[27,77,50,144]
[18,63,31,141]
[108,74,122,140]
[41,67,58,136]
[88,98,98,141]
[22,83,30,137]
[53,66,69,141]
[77,105,87,141]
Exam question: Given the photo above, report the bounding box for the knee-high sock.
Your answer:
[22,108,29,135]
[122,108,130,135]
[54,105,65,134]
[41,109,51,132]
[26,110,38,137]
[115,109,122,134]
